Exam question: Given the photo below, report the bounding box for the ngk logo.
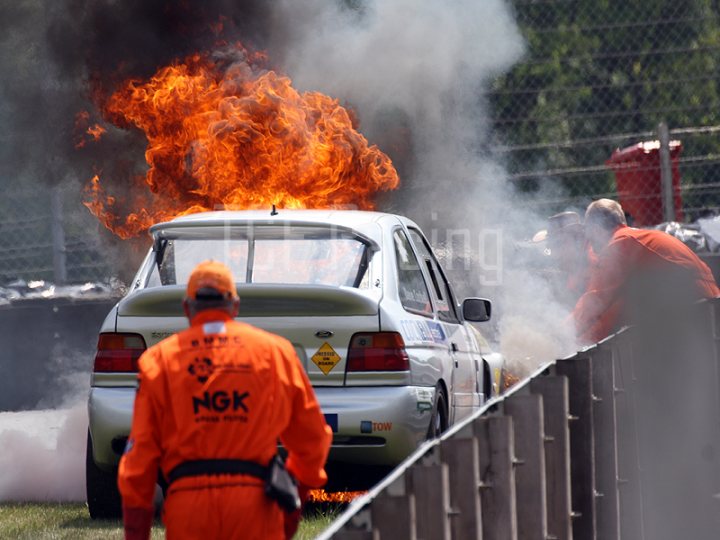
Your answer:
[192,390,249,415]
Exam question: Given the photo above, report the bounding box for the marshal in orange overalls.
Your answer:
[118,262,332,540]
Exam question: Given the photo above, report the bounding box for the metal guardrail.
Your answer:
[321,299,720,540]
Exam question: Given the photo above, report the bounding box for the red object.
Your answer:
[605,140,684,226]
[346,332,410,372]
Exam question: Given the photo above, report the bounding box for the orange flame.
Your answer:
[74,111,107,148]
[82,45,399,238]
[308,489,365,504]
[87,124,106,141]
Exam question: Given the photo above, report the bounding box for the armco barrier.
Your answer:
[321,300,720,540]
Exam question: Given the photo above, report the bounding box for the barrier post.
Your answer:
[370,484,417,539]
[530,375,572,540]
[612,331,644,540]
[504,394,548,540]
[441,437,483,539]
[475,415,518,540]
[711,301,720,512]
[410,464,452,540]
[590,344,621,539]
[556,355,596,539]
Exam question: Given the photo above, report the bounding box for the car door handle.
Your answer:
[450,342,459,367]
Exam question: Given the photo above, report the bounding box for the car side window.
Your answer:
[393,229,433,317]
[407,229,460,323]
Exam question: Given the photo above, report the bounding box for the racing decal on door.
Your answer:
[311,342,341,375]
[400,320,448,346]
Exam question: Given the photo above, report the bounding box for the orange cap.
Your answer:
[186,260,238,300]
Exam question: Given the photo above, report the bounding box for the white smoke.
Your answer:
[272,0,579,369]
[0,359,89,502]
[274,0,523,216]
[0,404,87,502]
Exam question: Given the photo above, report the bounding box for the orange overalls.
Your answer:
[573,226,720,344]
[118,310,332,539]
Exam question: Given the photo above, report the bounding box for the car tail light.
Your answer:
[346,332,410,372]
[93,333,147,373]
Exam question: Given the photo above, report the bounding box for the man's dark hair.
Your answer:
[187,287,235,312]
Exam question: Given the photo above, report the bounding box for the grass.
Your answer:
[0,503,338,539]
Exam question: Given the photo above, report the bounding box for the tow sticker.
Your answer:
[312,342,341,375]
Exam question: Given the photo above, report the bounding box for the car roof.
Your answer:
[149,209,419,234]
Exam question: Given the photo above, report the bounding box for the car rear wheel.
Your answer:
[427,385,448,439]
[86,431,122,519]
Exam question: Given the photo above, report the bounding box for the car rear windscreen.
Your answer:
[147,229,370,288]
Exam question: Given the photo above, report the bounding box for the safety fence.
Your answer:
[0,184,111,284]
[320,299,720,540]
[491,1,720,222]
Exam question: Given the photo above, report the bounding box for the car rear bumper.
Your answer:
[316,385,435,466]
[88,387,134,470]
[88,384,435,470]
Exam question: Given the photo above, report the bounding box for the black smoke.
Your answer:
[0,1,276,188]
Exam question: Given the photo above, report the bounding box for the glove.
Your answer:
[123,506,153,540]
[284,483,310,539]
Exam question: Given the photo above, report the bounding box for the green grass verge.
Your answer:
[0,503,337,539]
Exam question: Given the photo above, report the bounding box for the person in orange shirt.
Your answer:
[573,199,720,344]
[118,260,332,540]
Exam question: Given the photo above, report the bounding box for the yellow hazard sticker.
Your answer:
[311,342,341,375]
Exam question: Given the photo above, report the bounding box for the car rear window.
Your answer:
[147,230,370,288]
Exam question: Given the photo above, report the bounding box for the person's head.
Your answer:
[534,212,586,270]
[183,260,240,322]
[584,199,627,252]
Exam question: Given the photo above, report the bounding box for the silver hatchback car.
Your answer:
[86,210,503,517]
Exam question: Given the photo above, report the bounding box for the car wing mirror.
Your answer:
[462,298,492,322]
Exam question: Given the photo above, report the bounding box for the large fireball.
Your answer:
[83,46,399,239]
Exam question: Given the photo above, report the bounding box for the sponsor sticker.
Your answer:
[414,387,434,411]
[311,342,341,375]
[426,321,447,343]
[360,420,392,433]
[400,320,448,345]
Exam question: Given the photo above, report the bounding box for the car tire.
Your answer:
[86,431,122,519]
[427,385,448,439]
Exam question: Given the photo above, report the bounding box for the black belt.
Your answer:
[167,459,268,486]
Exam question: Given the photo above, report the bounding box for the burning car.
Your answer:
[86,209,503,517]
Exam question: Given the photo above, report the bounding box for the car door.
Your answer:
[406,228,481,418]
